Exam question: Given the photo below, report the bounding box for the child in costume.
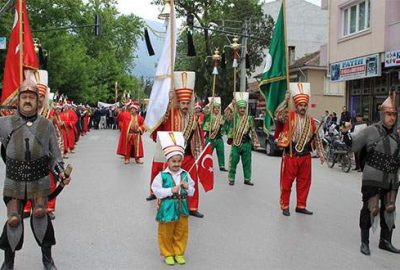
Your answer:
[151,131,195,265]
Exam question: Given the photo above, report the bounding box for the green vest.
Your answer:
[156,171,190,222]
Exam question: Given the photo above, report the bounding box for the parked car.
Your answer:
[253,117,283,156]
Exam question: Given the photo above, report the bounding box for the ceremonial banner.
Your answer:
[1,0,39,105]
[195,143,214,192]
[144,6,177,132]
[259,3,287,132]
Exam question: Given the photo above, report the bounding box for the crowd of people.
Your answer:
[1,73,399,269]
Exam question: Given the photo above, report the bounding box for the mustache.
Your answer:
[23,102,33,107]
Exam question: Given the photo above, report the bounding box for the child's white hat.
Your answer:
[157,131,185,160]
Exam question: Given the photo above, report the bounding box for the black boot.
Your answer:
[0,249,15,270]
[360,229,370,255]
[379,229,400,254]
[146,194,156,201]
[41,247,57,270]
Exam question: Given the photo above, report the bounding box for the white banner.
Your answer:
[97,101,119,108]
[144,6,177,132]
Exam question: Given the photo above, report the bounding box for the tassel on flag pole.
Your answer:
[211,48,221,97]
[212,59,219,75]
[232,50,239,68]
[221,51,226,69]
[187,29,196,56]
[144,28,155,56]
[186,13,196,57]
[245,53,251,69]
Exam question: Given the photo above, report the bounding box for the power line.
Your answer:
[0,0,14,14]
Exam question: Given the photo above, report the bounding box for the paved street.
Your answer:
[0,129,399,270]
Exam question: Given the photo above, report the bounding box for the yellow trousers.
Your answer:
[158,216,189,257]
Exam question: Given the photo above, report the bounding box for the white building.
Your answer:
[251,0,328,81]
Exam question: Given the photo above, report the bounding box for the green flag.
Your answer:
[259,3,287,133]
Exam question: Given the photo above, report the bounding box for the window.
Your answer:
[342,0,370,37]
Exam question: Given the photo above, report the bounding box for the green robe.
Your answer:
[227,113,259,182]
[203,113,227,169]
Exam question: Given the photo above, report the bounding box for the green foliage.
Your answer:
[0,0,144,105]
[152,0,274,107]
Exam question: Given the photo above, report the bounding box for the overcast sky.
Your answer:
[117,0,161,21]
[116,0,322,20]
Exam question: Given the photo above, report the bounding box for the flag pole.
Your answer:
[170,0,175,131]
[19,0,24,85]
[282,0,292,157]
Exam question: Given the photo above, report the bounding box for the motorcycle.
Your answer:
[325,135,352,173]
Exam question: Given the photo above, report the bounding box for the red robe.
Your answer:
[275,111,317,210]
[150,108,204,211]
[60,109,78,151]
[116,114,145,159]
[117,111,130,131]
[116,111,136,156]
[54,114,68,154]
[83,110,90,133]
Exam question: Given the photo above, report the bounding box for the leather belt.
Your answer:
[6,155,49,182]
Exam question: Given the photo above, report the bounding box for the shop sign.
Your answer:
[0,37,6,50]
[385,49,400,67]
[330,54,381,82]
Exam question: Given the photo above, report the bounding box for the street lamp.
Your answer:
[158,0,171,20]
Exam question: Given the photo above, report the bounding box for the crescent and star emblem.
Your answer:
[201,154,213,173]
[263,53,272,73]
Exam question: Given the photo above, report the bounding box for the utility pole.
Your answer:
[239,20,248,92]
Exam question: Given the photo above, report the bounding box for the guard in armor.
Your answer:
[24,71,61,220]
[226,92,260,186]
[203,97,227,171]
[347,92,400,256]
[275,83,324,216]
[0,80,71,270]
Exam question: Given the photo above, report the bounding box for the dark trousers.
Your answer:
[0,197,56,251]
[354,151,361,170]
[360,186,397,238]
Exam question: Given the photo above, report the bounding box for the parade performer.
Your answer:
[203,97,227,171]
[24,71,61,220]
[0,80,71,270]
[275,83,324,216]
[151,131,194,266]
[346,92,400,255]
[117,105,131,132]
[226,92,260,186]
[60,103,78,154]
[194,102,204,126]
[116,101,145,164]
[148,71,204,219]
[53,104,69,159]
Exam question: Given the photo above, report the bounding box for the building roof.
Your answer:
[290,51,322,68]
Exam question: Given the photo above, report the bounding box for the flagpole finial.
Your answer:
[158,0,172,20]
[230,36,241,51]
[212,48,221,61]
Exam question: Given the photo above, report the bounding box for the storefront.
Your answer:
[331,52,400,123]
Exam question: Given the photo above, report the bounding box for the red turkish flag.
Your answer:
[1,0,39,105]
[196,143,214,192]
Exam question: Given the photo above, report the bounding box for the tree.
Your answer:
[0,0,145,105]
[152,0,274,107]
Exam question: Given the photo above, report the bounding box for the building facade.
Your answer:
[249,0,344,119]
[326,0,400,123]
[289,49,345,119]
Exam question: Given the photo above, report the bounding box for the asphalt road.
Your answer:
[0,129,399,270]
